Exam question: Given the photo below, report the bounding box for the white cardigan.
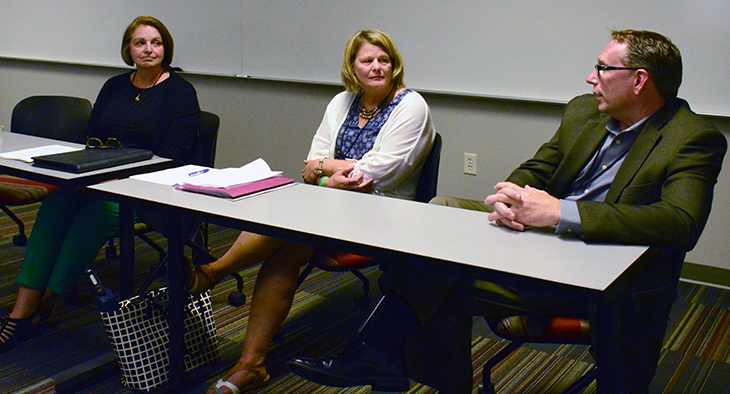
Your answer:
[307,90,436,200]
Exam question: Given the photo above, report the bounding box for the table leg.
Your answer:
[591,297,621,394]
[119,202,135,298]
[166,212,186,386]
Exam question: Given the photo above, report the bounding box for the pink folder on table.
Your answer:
[177,176,295,199]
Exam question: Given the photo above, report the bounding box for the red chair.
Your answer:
[472,281,595,394]
[300,252,378,307]
[222,133,442,308]
[293,133,443,306]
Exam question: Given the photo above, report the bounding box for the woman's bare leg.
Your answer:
[192,231,287,292]
[206,243,316,394]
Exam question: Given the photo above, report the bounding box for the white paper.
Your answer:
[0,145,84,163]
[130,164,209,185]
[130,158,282,188]
[185,158,281,188]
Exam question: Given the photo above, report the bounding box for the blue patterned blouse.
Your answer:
[334,89,412,160]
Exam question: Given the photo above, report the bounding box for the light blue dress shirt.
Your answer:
[556,115,650,235]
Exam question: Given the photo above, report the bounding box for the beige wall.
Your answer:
[1,59,728,270]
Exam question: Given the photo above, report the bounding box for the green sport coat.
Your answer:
[507,93,726,253]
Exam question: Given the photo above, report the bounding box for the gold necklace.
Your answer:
[133,69,164,102]
[359,86,396,119]
[359,107,380,119]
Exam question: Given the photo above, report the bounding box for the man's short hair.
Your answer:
[611,30,682,100]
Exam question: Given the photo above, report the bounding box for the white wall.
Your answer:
[1,59,728,271]
[4,1,730,116]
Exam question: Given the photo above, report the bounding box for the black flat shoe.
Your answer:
[287,338,409,392]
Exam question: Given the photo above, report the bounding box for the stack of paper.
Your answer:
[183,158,284,188]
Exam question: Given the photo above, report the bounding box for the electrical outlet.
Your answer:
[464,153,477,175]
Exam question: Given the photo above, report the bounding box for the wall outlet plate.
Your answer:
[464,153,477,175]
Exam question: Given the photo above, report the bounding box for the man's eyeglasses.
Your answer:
[86,137,123,149]
[594,64,646,75]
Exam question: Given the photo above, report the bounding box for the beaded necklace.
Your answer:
[358,85,396,119]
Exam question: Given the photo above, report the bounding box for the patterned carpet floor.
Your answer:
[0,202,728,393]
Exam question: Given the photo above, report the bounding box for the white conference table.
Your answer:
[88,178,650,393]
[0,131,173,188]
[0,132,176,392]
[0,131,173,295]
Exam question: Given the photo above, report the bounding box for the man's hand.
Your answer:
[484,182,561,231]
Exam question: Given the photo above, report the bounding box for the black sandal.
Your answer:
[0,314,37,353]
[0,308,9,325]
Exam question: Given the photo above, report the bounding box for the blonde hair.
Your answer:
[341,30,405,92]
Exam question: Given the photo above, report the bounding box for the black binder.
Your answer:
[32,148,153,173]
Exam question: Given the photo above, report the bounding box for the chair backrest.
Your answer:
[188,111,220,167]
[10,95,92,144]
[414,132,442,203]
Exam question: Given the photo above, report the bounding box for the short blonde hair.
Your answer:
[341,30,405,92]
[121,16,174,68]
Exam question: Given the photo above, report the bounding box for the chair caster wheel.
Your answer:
[228,291,246,307]
[105,245,118,259]
[478,382,495,394]
[12,234,27,246]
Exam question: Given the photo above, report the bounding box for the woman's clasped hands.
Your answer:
[302,158,373,192]
[301,157,325,183]
[328,165,374,192]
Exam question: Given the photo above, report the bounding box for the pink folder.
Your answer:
[177,176,295,198]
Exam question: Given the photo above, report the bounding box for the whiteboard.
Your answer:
[0,0,242,76]
[1,0,728,116]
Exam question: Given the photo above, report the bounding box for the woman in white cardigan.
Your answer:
[194,29,435,394]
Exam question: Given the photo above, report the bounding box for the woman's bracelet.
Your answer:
[319,176,330,187]
[316,157,326,176]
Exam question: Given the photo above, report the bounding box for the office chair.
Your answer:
[105,111,221,292]
[471,281,595,394]
[269,133,444,307]
[0,95,92,246]
[189,111,222,262]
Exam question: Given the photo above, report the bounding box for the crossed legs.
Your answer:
[196,231,316,394]
[192,231,287,290]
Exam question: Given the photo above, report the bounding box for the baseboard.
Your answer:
[681,262,730,288]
